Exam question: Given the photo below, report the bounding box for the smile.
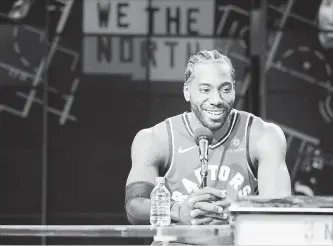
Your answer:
[204,109,224,116]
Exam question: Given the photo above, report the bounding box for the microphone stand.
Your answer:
[198,139,209,189]
[198,159,208,189]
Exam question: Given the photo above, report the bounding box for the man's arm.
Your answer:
[253,121,292,198]
[125,123,169,224]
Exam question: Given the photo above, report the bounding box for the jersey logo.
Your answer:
[231,138,241,147]
[227,137,245,153]
[171,165,253,202]
[178,145,197,154]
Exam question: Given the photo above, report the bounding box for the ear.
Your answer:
[183,83,190,102]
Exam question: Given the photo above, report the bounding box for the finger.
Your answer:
[190,208,206,218]
[205,212,229,220]
[213,198,232,208]
[188,194,218,206]
[191,217,213,225]
[208,219,229,225]
[193,201,223,214]
[194,187,228,199]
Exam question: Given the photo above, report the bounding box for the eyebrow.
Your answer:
[198,83,212,86]
[198,82,233,86]
[220,81,233,86]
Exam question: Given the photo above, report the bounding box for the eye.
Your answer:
[199,88,210,93]
[221,86,232,93]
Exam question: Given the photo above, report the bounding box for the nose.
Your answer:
[209,90,223,106]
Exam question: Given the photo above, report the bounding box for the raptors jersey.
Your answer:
[163,109,258,203]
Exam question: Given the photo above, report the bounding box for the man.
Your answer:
[318,0,333,49]
[8,0,39,21]
[125,50,291,245]
[294,0,333,197]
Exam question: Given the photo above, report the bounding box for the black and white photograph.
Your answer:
[0,0,332,245]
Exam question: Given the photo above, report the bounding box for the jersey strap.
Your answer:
[245,114,258,180]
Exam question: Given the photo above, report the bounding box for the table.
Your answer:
[230,195,333,245]
[0,224,232,241]
[2,196,332,245]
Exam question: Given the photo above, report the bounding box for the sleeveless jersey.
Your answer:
[161,109,258,245]
[164,109,258,203]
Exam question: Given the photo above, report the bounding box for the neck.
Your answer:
[188,110,233,144]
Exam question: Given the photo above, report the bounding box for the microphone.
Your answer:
[194,127,213,188]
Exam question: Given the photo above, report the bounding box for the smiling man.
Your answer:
[125,50,291,245]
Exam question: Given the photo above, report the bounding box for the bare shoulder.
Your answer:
[252,117,286,139]
[131,121,169,167]
[126,121,170,185]
[249,116,291,197]
[250,116,287,156]
[132,121,168,148]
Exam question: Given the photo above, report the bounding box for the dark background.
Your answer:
[0,0,332,244]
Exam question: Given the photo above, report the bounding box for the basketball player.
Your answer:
[125,50,291,245]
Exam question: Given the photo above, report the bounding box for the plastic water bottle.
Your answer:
[150,177,171,226]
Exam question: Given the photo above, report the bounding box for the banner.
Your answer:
[83,0,148,34]
[82,0,216,81]
[83,36,220,81]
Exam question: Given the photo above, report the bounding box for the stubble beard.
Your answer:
[191,102,234,132]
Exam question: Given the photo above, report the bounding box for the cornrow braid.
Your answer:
[184,50,235,84]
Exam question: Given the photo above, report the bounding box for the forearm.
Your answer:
[125,198,151,225]
[124,180,155,225]
[126,199,181,225]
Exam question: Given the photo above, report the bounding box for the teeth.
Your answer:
[206,110,223,115]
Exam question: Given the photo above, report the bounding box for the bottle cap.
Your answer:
[155,177,165,184]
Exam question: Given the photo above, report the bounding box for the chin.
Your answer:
[201,116,226,131]
[207,124,224,132]
[206,121,225,131]
[191,104,232,131]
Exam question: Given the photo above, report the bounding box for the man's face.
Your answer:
[184,62,235,131]
[318,0,333,48]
